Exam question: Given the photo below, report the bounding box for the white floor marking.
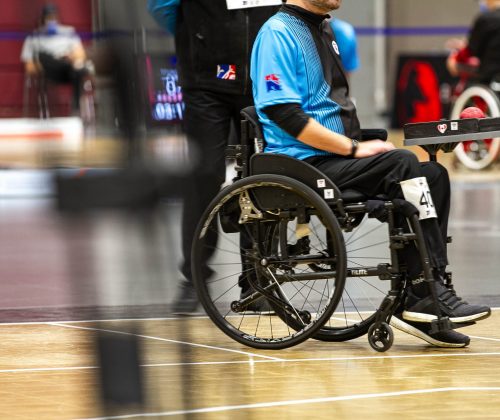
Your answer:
[137,351,500,366]
[0,315,212,327]
[75,387,500,419]
[3,351,500,375]
[49,322,284,361]
[0,311,498,375]
[469,335,500,342]
[0,307,498,327]
[0,366,98,374]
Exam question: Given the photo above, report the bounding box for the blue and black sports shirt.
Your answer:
[251,5,361,160]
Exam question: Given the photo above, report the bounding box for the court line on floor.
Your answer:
[0,366,98,374]
[3,351,500,375]
[76,387,500,419]
[469,335,500,342]
[1,306,499,327]
[140,351,500,366]
[49,322,284,361]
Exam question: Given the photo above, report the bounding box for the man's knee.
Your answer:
[385,149,421,178]
[420,161,450,185]
[391,148,419,162]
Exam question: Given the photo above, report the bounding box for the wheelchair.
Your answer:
[23,68,96,125]
[191,106,452,352]
[450,79,500,170]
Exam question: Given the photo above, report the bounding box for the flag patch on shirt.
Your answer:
[265,74,282,92]
[217,64,236,80]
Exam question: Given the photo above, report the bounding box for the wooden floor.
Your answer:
[1,310,500,419]
[1,131,499,419]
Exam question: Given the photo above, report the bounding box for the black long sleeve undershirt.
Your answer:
[262,103,310,138]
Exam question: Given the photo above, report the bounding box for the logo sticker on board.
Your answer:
[437,123,447,134]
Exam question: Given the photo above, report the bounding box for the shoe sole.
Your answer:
[402,309,491,324]
[390,317,469,348]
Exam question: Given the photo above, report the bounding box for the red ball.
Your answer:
[459,106,485,119]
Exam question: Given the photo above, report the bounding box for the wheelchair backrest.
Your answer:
[239,106,341,201]
[240,106,265,154]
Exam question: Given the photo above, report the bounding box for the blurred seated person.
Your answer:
[20,3,89,112]
[447,0,500,85]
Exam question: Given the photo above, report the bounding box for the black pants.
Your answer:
[306,149,450,278]
[181,89,254,284]
[38,52,86,111]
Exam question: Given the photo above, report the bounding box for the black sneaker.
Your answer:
[402,282,491,323]
[171,281,199,315]
[391,314,470,348]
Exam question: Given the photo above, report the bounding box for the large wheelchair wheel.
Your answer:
[192,174,347,350]
[451,85,500,170]
[314,215,393,342]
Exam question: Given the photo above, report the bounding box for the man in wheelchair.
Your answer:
[250,0,491,346]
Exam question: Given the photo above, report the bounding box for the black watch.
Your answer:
[348,139,359,158]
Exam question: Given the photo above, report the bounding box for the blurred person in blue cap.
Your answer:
[21,3,89,112]
[330,17,359,78]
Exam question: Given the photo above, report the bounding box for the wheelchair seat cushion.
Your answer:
[340,189,368,203]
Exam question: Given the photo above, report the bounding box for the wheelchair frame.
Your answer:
[23,71,96,125]
[191,106,456,352]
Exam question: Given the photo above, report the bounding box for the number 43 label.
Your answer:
[400,177,437,220]
[226,0,282,10]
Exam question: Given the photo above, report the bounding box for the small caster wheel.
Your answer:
[367,322,394,352]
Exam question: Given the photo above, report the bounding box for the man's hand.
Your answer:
[25,61,40,76]
[354,140,395,158]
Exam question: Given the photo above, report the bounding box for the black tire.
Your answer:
[192,174,346,350]
[367,322,394,352]
[313,215,392,342]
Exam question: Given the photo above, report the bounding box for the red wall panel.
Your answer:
[0,71,25,117]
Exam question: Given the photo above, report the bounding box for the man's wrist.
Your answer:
[347,138,359,158]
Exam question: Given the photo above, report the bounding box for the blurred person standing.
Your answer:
[148,0,282,313]
[20,3,89,112]
[330,17,359,78]
[447,0,500,84]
